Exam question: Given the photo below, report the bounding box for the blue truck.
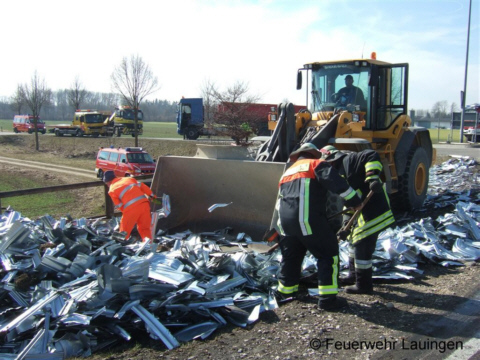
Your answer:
[177,97,282,140]
[176,98,217,140]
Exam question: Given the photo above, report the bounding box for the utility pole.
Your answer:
[460,0,472,143]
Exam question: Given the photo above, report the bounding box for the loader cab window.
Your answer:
[373,65,408,130]
[310,66,369,115]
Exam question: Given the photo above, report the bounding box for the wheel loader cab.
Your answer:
[305,59,409,133]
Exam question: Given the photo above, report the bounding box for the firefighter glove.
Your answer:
[368,180,383,194]
[337,229,351,241]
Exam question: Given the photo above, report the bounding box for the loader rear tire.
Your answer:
[395,147,429,211]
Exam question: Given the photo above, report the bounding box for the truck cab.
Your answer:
[104,106,144,137]
[73,110,105,137]
[176,98,205,140]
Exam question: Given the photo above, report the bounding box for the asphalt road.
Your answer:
[433,143,480,161]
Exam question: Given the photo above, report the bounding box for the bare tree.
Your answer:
[111,55,159,146]
[450,102,460,115]
[10,86,25,115]
[200,79,218,125]
[67,76,87,111]
[55,90,70,121]
[431,100,448,117]
[18,71,52,151]
[206,81,261,145]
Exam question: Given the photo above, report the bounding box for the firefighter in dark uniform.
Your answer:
[320,145,396,294]
[275,143,362,311]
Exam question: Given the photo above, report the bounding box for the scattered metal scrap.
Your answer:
[0,157,479,358]
[0,210,281,358]
[207,202,233,213]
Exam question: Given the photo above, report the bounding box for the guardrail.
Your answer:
[0,175,153,219]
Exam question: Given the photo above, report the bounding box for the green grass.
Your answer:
[0,172,76,218]
[143,121,182,138]
[429,128,463,144]
[0,119,13,133]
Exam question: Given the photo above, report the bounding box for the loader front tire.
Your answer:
[396,147,429,211]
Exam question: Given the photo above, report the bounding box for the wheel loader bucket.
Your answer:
[150,156,286,241]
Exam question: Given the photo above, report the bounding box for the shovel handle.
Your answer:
[267,242,280,253]
[340,190,374,233]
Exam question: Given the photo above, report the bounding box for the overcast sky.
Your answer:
[1,0,478,111]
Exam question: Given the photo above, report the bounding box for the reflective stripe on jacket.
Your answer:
[338,150,396,243]
[108,177,153,212]
[277,158,360,236]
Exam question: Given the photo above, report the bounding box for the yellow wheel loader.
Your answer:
[150,54,435,240]
[257,55,435,214]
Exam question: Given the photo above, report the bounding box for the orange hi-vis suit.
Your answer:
[108,177,153,240]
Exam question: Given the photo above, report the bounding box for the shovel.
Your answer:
[336,190,374,241]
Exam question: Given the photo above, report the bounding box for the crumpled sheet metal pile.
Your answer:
[0,157,479,358]
[0,212,281,358]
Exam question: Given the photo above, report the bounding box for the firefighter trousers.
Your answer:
[348,231,379,270]
[119,201,152,240]
[278,230,339,301]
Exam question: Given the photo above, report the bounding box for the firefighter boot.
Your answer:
[345,268,373,294]
[274,290,298,304]
[318,296,348,311]
[339,257,355,286]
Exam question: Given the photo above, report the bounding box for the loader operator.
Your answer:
[103,170,157,242]
[320,146,396,294]
[333,75,366,109]
[275,143,362,311]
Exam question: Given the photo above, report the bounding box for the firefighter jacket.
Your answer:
[108,177,153,213]
[338,149,396,243]
[277,158,361,237]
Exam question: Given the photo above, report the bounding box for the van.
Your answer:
[95,147,156,178]
[13,115,46,134]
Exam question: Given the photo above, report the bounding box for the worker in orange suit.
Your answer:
[102,170,155,242]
